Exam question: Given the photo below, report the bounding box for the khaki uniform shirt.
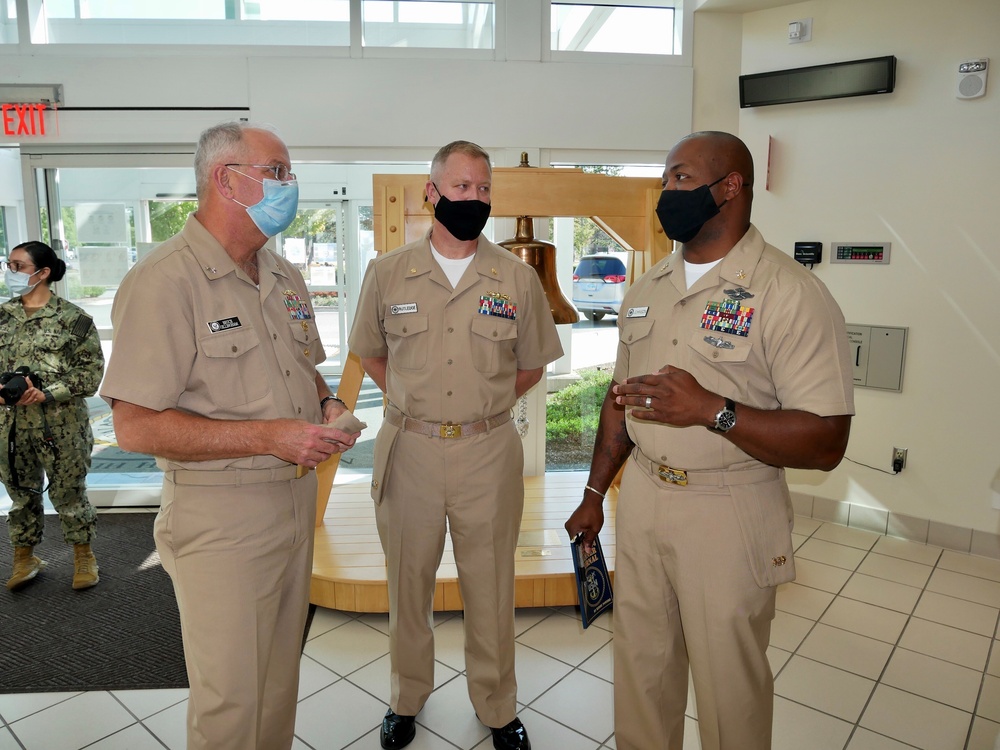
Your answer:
[615,224,855,471]
[101,214,324,472]
[349,232,563,423]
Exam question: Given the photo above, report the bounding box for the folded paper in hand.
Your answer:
[572,534,613,628]
[329,411,367,433]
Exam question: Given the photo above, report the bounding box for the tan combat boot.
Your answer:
[7,546,46,591]
[72,543,100,590]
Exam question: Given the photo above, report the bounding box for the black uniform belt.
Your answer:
[164,465,311,486]
[386,405,510,439]
[631,448,779,487]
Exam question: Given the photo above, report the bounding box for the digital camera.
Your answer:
[0,367,43,404]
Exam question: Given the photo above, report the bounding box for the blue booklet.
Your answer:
[572,534,613,628]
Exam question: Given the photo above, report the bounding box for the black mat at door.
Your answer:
[0,512,188,693]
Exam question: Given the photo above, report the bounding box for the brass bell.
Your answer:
[499,216,579,325]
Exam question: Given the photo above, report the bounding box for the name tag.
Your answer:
[626,307,649,318]
[207,317,242,332]
[390,303,418,315]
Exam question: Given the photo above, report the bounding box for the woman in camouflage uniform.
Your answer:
[1,240,104,591]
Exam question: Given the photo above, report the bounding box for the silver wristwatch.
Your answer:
[712,398,737,433]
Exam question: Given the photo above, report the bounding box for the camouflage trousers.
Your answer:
[1,417,96,547]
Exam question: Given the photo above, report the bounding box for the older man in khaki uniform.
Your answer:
[101,122,360,750]
[566,132,855,750]
[350,141,562,750]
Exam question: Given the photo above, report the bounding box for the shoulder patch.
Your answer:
[71,314,94,339]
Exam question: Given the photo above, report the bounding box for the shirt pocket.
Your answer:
[470,314,517,374]
[620,317,656,373]
[197,327,269,408]
[384,314,428,370]
[287,319,320,361]
[686,330,752,393]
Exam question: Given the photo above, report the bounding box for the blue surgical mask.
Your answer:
[229,169,299,237]
[5,268,42,298]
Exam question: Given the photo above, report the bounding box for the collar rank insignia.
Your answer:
[479,292,516,320]
[704,335,735,349]
[282,290,312,320]
[702,299,754,337]
[724,287,754,301]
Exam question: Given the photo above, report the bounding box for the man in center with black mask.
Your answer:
[350,140,562,750]
[565,131,854,750]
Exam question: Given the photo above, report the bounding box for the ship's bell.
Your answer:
[499,215,579,325]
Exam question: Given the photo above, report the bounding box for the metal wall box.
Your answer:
[846,324,907,391]
[831,242,891,265]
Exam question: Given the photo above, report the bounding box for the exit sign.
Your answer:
[2,103,52,136]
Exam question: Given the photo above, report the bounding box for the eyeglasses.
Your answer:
[225,163,296,182]
[1,261,36,273]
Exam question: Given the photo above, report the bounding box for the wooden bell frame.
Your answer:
[315,167,670,523]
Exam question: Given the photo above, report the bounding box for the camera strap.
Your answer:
[6,407,55,496]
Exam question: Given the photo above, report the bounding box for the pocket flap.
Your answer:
[688,330,752,364]
[288,319,318,345]
[621,317,654,345]
[198,328,261,358]
[471,314,517,342]
[384,314,428,337]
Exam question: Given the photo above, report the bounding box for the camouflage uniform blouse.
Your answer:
[0,294,104,430]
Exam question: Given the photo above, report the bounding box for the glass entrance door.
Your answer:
[278,201,348,372]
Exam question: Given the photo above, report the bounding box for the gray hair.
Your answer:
[429,140,492,184]
[194,121,277,200]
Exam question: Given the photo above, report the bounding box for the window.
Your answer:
[362,0,493,49]
[45,0,228,19]
[242,0,350,22]
[39,0,351,45]
[0,206,8,256]
[551,1,677,56]
[0,0,16,43]
[544,162,662,471]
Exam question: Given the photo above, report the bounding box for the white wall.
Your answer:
[725,0,1000,532]
[1,55,692,156]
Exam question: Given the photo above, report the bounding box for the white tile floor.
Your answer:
[5,515,1000,750]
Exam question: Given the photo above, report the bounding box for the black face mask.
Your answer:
[655,176,727,244]
[432,184,491,241]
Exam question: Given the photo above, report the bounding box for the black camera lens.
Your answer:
[0,368,40,404]
[0,375,29,404]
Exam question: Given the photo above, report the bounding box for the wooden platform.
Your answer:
[310,471,616,613]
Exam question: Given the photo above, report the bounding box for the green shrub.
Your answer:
[545,368,613,443]
[66,280,106,299]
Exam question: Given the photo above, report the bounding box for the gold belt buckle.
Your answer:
[657,465,688,486]
[295,465,311,479]
[440,422,462,438]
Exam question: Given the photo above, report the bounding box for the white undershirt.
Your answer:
[684,257,723,290]
[430,241,475,288]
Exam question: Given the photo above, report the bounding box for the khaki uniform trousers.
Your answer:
[155,472,317,750]
[376,422,523,728]
[613,459,777,750]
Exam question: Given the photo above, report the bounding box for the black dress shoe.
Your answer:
[380,709,416,749]
[490,717,531,750]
